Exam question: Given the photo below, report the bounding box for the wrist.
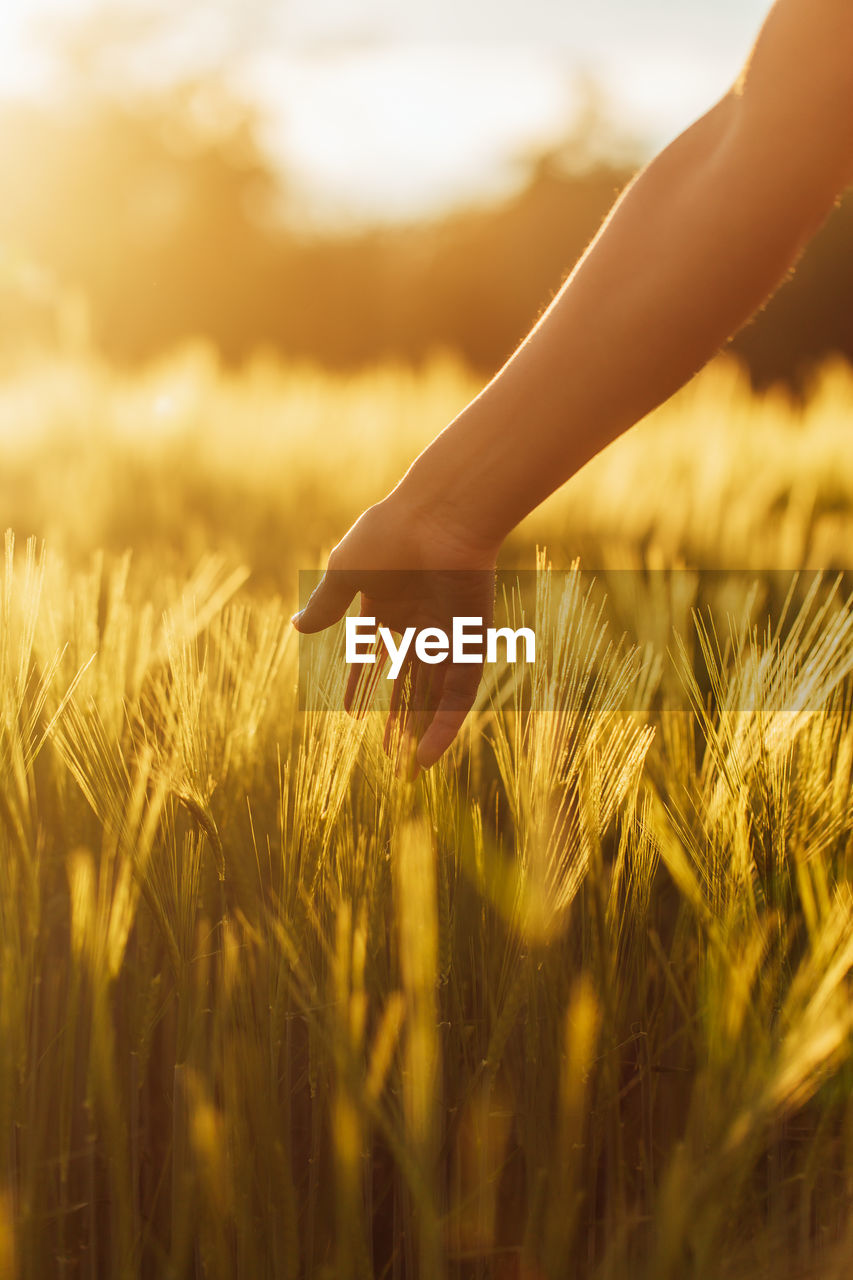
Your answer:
[379,467,503,569]
[389,408,518,558]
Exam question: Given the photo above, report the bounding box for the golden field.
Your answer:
[2,349,853,1277]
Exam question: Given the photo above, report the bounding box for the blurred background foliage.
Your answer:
[0,9,850,392]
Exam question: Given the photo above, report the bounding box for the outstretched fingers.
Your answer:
[414,662,481,770]
[383,658,450,777]
[292,566,357,633]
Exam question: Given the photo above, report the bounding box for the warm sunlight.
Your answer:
[251,45,576,222]
[0,0,771,219]
[0,3,38,93]
[0,0,83,93]
[3,0,853,1276]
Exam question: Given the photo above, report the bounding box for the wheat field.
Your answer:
[2,349,853,1278]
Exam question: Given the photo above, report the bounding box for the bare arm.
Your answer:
[294,0,853,769]
[392,0,853,548]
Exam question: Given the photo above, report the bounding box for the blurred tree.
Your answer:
[0,80,289,361]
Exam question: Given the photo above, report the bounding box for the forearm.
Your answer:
[392,93,846,550]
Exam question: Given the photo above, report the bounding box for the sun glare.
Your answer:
[0,0,88,95]
[0,5,34,94]
[0,0,776,224]
[250,44,576,222]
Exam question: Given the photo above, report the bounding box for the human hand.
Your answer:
[291,493,499,772]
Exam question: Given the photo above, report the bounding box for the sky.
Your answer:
[0,0,772,223]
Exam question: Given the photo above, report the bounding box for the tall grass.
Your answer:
[2,352,853,1276]
[3,346,853,586]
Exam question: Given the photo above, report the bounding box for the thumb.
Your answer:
[291,570,357,632]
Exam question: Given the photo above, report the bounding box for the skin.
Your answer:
[292,0,853,773]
